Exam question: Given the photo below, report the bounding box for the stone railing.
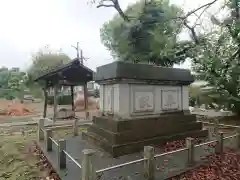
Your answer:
[37,119,240,180]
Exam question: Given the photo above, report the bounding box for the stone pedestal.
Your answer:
[83,61,207,157]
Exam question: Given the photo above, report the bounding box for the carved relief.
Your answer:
[162,90,179,110]
[105,86,113,112]
[134,92,154,112]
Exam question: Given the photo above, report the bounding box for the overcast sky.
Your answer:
[0,0,220,71]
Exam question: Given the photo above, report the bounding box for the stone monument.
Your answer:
[83,61,207,157]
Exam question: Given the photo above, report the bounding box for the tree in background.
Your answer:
[99,0,192,66]
[27,46,71,82]
[186,0,240,114]
[92,0,240,114]
[27,46,71,98]
[0,67,28,100]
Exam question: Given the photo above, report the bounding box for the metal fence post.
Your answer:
[38,118,45,141]
[82,149,96,180]
[186,137,194,166]
[144,146,154,180]
[215,132,224,154]
[45,129,52,151]
[58,139,66,169]
[73,119,79,136]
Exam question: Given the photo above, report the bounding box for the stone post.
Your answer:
[45,129,52,151]
[213,118,219,136]
[73,119,79,136]
[186,137,194,166]
[144,146,154,180]
[38,118,45,141]
[86,111,90,120]
[208,126,214,140]
[82,149,96,180]
[215,132,224,154]
[58,139,66,169]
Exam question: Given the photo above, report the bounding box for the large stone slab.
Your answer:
[94,61,194,84]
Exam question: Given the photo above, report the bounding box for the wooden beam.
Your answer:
[53,85,58,122]
[43,88,48,118]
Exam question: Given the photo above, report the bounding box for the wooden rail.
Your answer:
[38,118,240,180]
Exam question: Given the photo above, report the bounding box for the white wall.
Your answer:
[100,83,190,118]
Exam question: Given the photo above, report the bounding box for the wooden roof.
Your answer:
[34,58,95,87]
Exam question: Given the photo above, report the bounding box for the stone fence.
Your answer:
[37,119,240,180]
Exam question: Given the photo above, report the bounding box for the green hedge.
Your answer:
[48,95,72,105]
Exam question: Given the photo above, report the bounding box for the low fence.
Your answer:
[38,118,91,138]
[37,118,240,180]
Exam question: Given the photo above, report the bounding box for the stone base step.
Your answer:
[93,113,197,133]
[88,121,203,144]
[82,129,208,157]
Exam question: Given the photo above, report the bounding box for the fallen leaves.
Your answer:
[161,138,206,152]
[170,149,240,180]
[29,142,61,180]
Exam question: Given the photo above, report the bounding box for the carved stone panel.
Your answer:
[105,86,113,112]
[162,90,179,110]
[134,91,154,112]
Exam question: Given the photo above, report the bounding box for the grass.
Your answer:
[53,127,88,139]
[0,132,41,180]
[0,124,88,180]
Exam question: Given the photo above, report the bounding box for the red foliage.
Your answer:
[161,138,205,152]
[160,139,240,180]
[170,149,240,180]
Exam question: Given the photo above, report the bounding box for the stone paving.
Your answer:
[38,133,238,180]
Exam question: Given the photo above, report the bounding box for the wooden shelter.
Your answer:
[34,58,95,121]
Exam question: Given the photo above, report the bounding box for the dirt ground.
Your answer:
[0,99,99,123]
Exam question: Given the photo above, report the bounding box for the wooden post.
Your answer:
[53,85,58,122]
[73,119,79,136]
[82,149,96,180]
[216,132,224,154]
[58,139,66,169]
[70,85,75,117]
[45,129,52,151]
[43,88,48,118]
[38,118,45,141]
[144,146,154,180]
[237,127,240,148]
[186,137,194,166]
[83,83,88,119]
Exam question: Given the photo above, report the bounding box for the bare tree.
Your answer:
[91,0,222,43]
[91,0,130,21]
